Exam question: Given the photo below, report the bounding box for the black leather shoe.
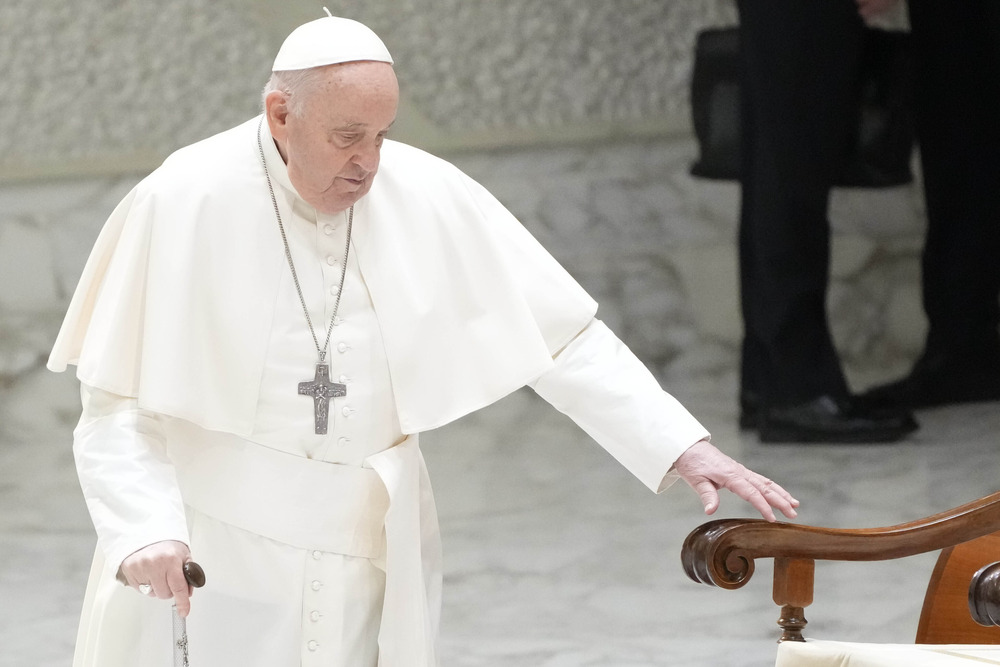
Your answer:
[758,395,918,444]
[859,352,1000,410]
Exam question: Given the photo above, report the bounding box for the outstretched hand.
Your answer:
[673,440,799,522]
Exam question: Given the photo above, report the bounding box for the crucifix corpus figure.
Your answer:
[298,363,347,434]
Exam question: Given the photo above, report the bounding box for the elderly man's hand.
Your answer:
[119,540,195,617]
[674,440,799,522]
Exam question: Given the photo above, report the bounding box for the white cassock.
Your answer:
[49,117,710,667]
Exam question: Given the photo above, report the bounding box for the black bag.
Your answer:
[689,26,916,188]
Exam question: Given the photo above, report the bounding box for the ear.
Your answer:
[265,90,291,143]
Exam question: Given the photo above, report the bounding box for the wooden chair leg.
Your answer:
[773,557,814,642]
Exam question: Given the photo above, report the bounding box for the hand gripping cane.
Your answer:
[116,561,206,666]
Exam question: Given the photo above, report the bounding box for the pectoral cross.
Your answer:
[298,363,347,434]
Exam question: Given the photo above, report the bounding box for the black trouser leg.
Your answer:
[908,0,1000,361]
[737,0,864,406]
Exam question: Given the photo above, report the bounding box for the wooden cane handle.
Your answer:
[115,560,206,588]
[183,561,206,588]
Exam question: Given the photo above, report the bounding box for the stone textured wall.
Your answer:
[0,0,927,429]
[0,0,737,178]
[0,0,273,179]
[346,1,737,132]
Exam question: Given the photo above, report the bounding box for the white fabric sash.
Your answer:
[167,430,441,666]
[167,427,389,559]
[368,437,441,667]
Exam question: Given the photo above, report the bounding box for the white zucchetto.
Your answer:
[272,12,393,72]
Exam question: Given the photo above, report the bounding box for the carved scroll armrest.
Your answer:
[681,489,1000,642]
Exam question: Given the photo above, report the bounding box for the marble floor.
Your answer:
[2,368,999,666]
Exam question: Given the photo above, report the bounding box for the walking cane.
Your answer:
[117,561,206,666]
[175,562,206,667]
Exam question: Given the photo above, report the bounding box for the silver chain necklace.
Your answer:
[257,117,351,434]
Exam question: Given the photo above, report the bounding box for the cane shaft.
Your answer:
[173,562,205,667]
[173,607,190,667]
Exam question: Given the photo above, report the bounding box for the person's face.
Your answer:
[267,61,399,215]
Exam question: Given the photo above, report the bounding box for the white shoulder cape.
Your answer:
[48,116,597,435]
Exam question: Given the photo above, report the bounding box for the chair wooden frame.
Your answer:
[681,490,1000,644]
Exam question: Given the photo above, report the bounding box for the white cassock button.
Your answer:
[308,640,319,651]
[323,224,335,236]
[312,550,322,560]
[341,406,354,417]
[311,580,322,591]
[339,375,350,384]
[330,285,339,296]
[332,316,343,326]
[338,437,350,446]
[337,342,348,353]
[310,611,322,622]
[326,256,338,266]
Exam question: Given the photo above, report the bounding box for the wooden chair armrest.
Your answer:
[681,489,1000,642]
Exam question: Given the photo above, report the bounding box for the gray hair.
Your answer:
[261,68,331,116]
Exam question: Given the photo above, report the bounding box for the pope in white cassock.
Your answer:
[47,13,799,667]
